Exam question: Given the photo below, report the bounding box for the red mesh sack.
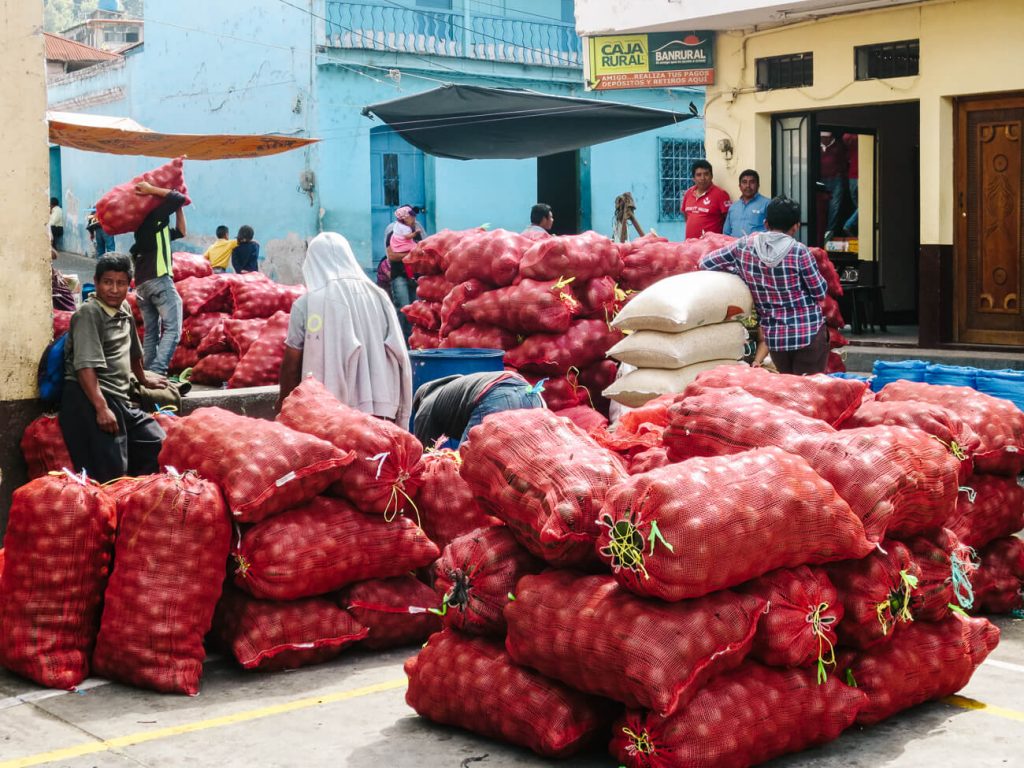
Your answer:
[596,448,872,601]
[172,251,213,282]
[460,408,628,566]
[233,496,439,600]
[905,528,978,621]
[0,549,4,581]
[463,278,582,334]
[181,312,229,347]
[168,345,199,375]
[525,370,590,411]
[228,310,289,388]
[433,526,542,637]
[190,351,238,385]
[415,275,453,302]
[195,317,231,356]
[277,377,424,517]
[826,541,922,650]
[21,413,73,479]
[415,449,502,549]
[444,229,528,286]
[821,294,845,328]
[971,536,1024,614]
[846,613,1000,725]
[401,299,442,331]
[616,232,668,258]
[0,473,116,689]
[409,327,441,349]
[575,276,626,321]
[230,280,303,320]
[53,309,73,338]
[214,586,366,671]
[829,326,850,346]
[877,380,1024,474]
[628,446,671,474]
[91,471,230,694]
[338,576,440,650]
[505,571,766,715]
[612,662,866,768]
[555,405,608,432]
[177,275,233,316]
[406,228,479,276]
[618,392,679,437]
[580,357,619,393]
[439,278,490,335]
[158,406,354,523]
[405,630,612,758]
[620,240,702,291]
[95,157,190,235]
[151,409,180,441]
[504,319,624,376]
[826,350,846,374]
[222,316,268,357]
[810,246,844,297]
[441,322,519,351]
[519,231,623,282]
[738,566,843,675]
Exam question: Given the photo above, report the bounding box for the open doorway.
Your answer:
[537,150,580,235]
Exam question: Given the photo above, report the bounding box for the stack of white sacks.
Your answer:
[603,271,754,407]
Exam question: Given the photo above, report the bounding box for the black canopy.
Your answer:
[362,84,694,160]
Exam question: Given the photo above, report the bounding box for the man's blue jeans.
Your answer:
[95,231,115,257]
[136,275,182,375]
[822,176,845,234]
[844,178,859,234]
[390,273,415,339]
[459,381,545,445]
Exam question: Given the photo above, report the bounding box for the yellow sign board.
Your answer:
[587,31,715,91]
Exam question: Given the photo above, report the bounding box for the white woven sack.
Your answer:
[606,321,747,369]
[603,360,746,408]
[611,271,753,333]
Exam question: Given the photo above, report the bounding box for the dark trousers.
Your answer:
[59,379,165,483]
[771,324,830,376]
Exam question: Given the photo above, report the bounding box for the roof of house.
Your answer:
[44,32,122,63]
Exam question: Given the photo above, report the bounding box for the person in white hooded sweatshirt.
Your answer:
[279,232,413,424]
[699,196,829,375]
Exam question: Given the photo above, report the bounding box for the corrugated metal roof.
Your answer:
[44,33,122,63]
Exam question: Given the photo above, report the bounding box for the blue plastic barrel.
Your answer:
[925,363,977,388]
[82,282,95,300]
[408,348,506,395]
[975,369,1024,413]
[871,359,929,391]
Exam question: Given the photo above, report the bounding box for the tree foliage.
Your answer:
[43,0,144,34]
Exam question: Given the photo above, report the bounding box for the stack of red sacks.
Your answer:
[811,246,851,372]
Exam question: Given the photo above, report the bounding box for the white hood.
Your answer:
[751,231,797,268]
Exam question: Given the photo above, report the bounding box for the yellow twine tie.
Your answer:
[621,727,655,757]
[807,602,837,684]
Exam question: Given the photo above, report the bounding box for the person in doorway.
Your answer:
[385,205,425,339]
[51,243,77,312]
[843,133,859,236]
[59,253,167,483]
[680,160,731,239]
[523,203,554,235]
[130,181,187,376]
[723,169,769,237]
[231,225,260,273]
[203,225,236,273]
[87,206,115,257]
[819,131,848,239]
[412,371,545,448]
[49,197,65,249]
[279,232,413,425]
[699,196,829,375]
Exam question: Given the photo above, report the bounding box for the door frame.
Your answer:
[771,111,818,245]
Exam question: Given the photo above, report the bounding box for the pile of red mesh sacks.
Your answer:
[811,246,851,373]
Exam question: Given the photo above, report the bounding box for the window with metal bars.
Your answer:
[383,154,400,207]
[855,39,919,80]
[756,52,813,90]
[659,138,707,221]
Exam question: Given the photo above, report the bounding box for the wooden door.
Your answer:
[955,94,1024,345]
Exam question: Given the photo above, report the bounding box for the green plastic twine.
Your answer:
[958,485,978,503]
[950,546,979,609]
[647,520,675,556]
[1011,609,1024,619]
[807,603,837,684]
[895,569,919,622]
[948,603,968,617]
[845,668,858,688]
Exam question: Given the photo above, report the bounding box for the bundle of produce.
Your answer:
[415,275,454,302]
[223,316,271,357]
[189,351,238,386]
[876,380,1024,474]
[821,294,845,328]
[401,300,442,331]
[278,377,424,517]
[405,228,480,275]
[92,471,230,694]
[611,662,866,768]
[171,251,213,282]
[414,449,502,550]
[20,413,73,479]
[213,586,367,671]
[505,571,766,715]
[504,318,622,376]
[176,274,235,316]
[616,392,679,436]
[195,318,233,356]
[579,358,619,415]
[944,474,1024,549]
[230,279,304,320]
[159,407,355,522]
[438,279,489,335]
[443,229,529,286]
[627,446,671,475]
[459,408,628,566]
[608,321,747,371]
[618,239,703,292]
[555,405,608,432]
[970,536,1024,614]
[604,361,744,408]
[463,277,582,334]
[810,246,843,297]
[227,310,289,388]
[95,156,190,235]
[615,232,667,258]
[612,269,750,333]
[904,528,978,620]
[180,311,229,347]
[432,525,542,636]
[519,231,622,282]
[338,576,440,650]
[595,448,872,601]
[440,322,518,351]
[233,496,438,600]
[575,275,628,322]
[53,308,73,338]
[0,472,116,689]
[522,370,590,411]
[844,613,999,725]
[405,630,613,758]
[408,326,442,350]
[150,407,180,440]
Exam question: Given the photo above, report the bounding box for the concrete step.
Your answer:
[843,342,1024,376]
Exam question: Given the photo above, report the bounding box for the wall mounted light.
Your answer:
[717,138,734,161]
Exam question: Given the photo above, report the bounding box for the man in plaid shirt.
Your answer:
[699,196,829,375]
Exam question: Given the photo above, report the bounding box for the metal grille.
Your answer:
[756,52,813,90]
[659,138,707,221]
[855,40,919,80]
[383,154,400,207]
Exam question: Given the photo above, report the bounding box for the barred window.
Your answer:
[756,52,813,90]
[855,40,919,80]
[659,138,707,221]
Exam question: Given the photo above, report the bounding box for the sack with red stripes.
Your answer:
[504,319,623,376]
[619,240,702,292]
[21,413,73,479]
[158,406,354,523]
[555,405,608,432]
[230,280,304,320]
[612,662,866,768]
[409,326,442,350]
[970,536,1024,614]
[91,471,230,694]
[189,351,238,385]
[575,276,626,321]
[845,613,999,725]
[826,541,922,650]
[463,278,582,334]
[277,377,424,517]
[95,157,190,235]
[441,322,519,351]
[338,576,440,650]
[810,246,843,297]
[519,231,623,282]
[460,408,628,566]
[172,251,213,282]
[405,630,613,758]
[904,527,978,621]
[506,571,766,715]
[439,279,489,335]
[433,525,542,637]
[596,448,872,601]
[176,275,233,316]
[444,229,528,286]
[415,274,454,302]
[0,472,116,689]
[876,379,1024,475]
[180,312,228,347]
[234,496,439,600]
[401,299,442,331]
[228,310,289,388]
[53,309,73,338]
[415,449,502,549]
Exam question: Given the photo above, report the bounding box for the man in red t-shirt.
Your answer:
[680,160,731,239]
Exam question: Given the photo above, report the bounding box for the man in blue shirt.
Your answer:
[723,169,769,237]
